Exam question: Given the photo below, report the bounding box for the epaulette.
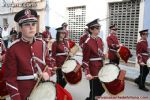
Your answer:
[8,39,20,48]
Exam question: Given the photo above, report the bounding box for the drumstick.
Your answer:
[30,65,49,96]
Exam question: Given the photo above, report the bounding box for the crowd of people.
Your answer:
[0,8,149,100]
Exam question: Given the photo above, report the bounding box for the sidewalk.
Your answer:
[74,51,150,86]
[120,63,150,86]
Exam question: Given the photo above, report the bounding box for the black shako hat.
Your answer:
[139,29,148,34]
[109,24,118,30]
[14,9,38,24]
[86,18,100,28]
[56,27,66,33]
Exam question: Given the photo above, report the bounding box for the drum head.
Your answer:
[29,82,56,100]
[62,60,76,73]
[71,52,83,65]
[98,64,120,83]
[147,58,150,67]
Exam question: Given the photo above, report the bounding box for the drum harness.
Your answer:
[17,41,47,81]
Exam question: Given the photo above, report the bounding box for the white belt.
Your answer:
[109,49,117,52]
[141,53,149,56]
[56,52,68,56]
[17,74,38,80]
[90,58,103,61]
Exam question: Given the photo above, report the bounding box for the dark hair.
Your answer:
[56,32,61,42]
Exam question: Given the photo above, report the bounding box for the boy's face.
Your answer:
[20,22,37,38]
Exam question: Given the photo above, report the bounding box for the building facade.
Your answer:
[48,0,149,63]
[0,0,48,33]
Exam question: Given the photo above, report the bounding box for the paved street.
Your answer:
[50,74,150,100]
[4,71,150,100]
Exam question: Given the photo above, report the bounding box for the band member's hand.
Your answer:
[42,72,50,81]
[86,74,93,80]
[53,67,58,71]
[69,52,74,57]
[140,62,145,66]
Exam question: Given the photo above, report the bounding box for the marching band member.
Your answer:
[4,9,55,100]
[107,24,120,65]
[134,29,149,92]
[82,19,105,100]
[52,27,69,88]
[42,26,52,43]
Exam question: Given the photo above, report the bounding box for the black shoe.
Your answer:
[134,79,139,85]
[139,87,149,92]
[85,97,89,100]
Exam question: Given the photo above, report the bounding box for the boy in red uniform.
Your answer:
[4,9,55,100]
[82,19,105,100]
[134,29,149,92]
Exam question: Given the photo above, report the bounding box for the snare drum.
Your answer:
[28,82,56,100]
[117,46,132,63]
[147,58,150,67]
[98,64,126,95]
[62,59,82,84]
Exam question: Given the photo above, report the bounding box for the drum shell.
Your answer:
[63,61,82,84]
[104,79,125,95]
[104,70,126,95]
[118,46,132,63]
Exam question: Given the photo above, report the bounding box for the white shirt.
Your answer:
[2,28,10,40]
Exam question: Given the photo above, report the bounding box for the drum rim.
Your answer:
[62,60,77,73]
[98,64,120,83]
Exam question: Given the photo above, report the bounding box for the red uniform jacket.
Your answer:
[42,31,52,41]
[136,38,149,64]
[52,40,70,67]
[82,36,104,76]
[4,38,54,100]
[107,33,120,61]
[79,32,90,48]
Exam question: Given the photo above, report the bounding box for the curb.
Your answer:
[125,77,150,86]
